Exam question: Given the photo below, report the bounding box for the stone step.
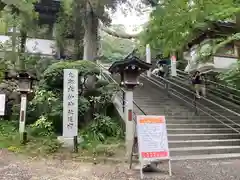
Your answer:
[171,153,240,161]
[166,115,212,119]
[169,139,240,148]
[168,133,240,141]
[167,128,239,134]
[165,119,219,124]
[170,146,240,156]
[167,123,240,128]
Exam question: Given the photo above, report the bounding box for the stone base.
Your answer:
[57,136,83,148]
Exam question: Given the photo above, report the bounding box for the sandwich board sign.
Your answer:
[136,115,172,179]
[0,94,6,116]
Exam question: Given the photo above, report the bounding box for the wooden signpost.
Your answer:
[130,115,172,179]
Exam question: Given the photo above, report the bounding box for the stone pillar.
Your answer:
[19,94,27,133]
[124,90,134,161]
[146,44,151,77]
[170,54,177,76]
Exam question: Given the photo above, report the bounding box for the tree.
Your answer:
[142,0,240,56]
[60,0,152,61]
[0,0,38,70]
[141,0,240,87]
[99,24,136,62]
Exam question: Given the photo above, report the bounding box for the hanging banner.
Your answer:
[170,55,177,76]
[0,94,6,116]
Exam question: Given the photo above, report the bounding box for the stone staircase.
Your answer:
[133,77,240,160]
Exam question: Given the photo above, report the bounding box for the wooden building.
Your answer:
[183,21,239,73]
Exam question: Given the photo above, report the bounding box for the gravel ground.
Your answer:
[1,149,240,180]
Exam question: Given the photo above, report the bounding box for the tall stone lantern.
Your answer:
[109,51,152,160]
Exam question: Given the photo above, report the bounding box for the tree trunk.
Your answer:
[83,5,98,61]
[236,13,240,58]
[11,26,17,65]
[19,30,27,70]
[73,0,84,60]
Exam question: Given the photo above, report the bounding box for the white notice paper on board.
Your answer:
[136,115,170,161]
[0,94,6,116]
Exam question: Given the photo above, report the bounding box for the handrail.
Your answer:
[176,69,240,93]
[207,80,240,93]
[173,75,240,105]
[133,101,147,115]
[97,62,147,117]
[174,78,240,106]
[143,75,240,133]
[172,73,240,104]
[148,74,240,118]
[98,62,240,132]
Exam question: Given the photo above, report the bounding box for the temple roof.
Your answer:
[185,21,238,49]
[109,50,152,74]
[35,0,61,25]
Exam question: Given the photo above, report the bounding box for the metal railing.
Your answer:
[173,73,240,107]
[144,73,240,133]
[97,63,147,121]
[98,62,240,134]
[176,69,240,100]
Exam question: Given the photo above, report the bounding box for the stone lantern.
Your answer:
[109,50,152,160]
[5,71,37,144]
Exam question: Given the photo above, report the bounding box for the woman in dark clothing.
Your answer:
[192,71,206,98]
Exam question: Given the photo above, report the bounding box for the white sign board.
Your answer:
[171,55,177,76]
[137,115,170,160]
[0,94,6,116]
[63,69,78,137]
[136,115,171,178]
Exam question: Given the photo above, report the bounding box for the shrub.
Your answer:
[27,60,117,134]
[29,115,54,137]
[42,60,100,91]
[81,114,124,143]
[28,88,90,133]
[218,61,240,89]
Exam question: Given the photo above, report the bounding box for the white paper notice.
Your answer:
[0,94,6,116]
[136,115,170,160]
[63,69,78,137]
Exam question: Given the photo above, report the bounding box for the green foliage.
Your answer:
[142,0,240,55]
[0,121,62,154]
[0,121,17,137]
[36,138,62,154]
[0,18,7,34]
[28,60,117,134]
[22,55,56,78]
[100,26,136,62]
[1,0,38,34]
[55,0,75,52]
[28,88,90,133]
[80,114,124,149]
[196,33,240,63]
[42,60,100,91]
[29,115,54,137]
[90,82,119,115]
[218,61,240,89]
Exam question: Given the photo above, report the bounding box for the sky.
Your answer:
[111,3,151,33]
